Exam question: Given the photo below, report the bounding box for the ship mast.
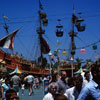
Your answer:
[69,7,85,77]
[3,16,14,55]
[39,0,43,65]
[3,16,9,35]
[37,0,47,66]
[69,7,77,77]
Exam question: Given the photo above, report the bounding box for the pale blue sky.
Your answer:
[0,0,100,63]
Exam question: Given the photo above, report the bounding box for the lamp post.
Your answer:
[48,51,52,75]
[70,56,74,77]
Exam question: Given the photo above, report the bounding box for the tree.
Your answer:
[75,57,83,69]
[86,59,93,65]
[83,59,93,69]
[42,57,48,69]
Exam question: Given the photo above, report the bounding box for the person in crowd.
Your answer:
[50,70,60,83]
[77,63,100,100]
[21,81,25,95]
[43,82,59,100]
[43,76,48,81]
[56,71,69,94]
[11,73,21,96]
[64,74,83,100]
[1,78,10,100]
[67,77,74,88]
[34,76,39,89]
[39,77,43,86]
[54,93,68,100]
[5,89,18,100]
[25,74,34,96]
[0,75,3,84]
[82,71,90,86]
[9,80,13,89]
[0,75,3,99]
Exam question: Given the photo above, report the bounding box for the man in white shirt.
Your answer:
[64,74,83,100]
[25,74,34,96]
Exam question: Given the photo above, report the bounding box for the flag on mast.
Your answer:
[0,29,19,50]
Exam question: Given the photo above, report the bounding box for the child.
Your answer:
[21,81,25,95]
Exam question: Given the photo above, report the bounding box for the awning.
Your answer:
[9,66,23,75]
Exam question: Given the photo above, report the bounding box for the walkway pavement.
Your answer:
[19,86,44,100]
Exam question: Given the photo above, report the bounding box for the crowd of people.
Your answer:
[0,62,100,100]
[0,73,42,100]
[43,63,100,100]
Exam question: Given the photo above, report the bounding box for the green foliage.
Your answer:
[75,57,83,69]
[42,57,48,68]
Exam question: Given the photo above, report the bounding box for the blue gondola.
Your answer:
[75,17,86,32]
[56,19,64,37]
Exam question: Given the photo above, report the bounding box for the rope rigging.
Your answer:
[0,8,100,62]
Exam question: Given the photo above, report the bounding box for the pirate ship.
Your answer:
[0,0,50,75]
[0,2,95,77]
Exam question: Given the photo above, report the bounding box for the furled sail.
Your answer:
[40,36,50,54]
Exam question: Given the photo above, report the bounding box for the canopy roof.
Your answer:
[9,66,23,74]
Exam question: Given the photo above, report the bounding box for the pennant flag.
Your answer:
[0,29,19,50]
[40,36,50,54]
